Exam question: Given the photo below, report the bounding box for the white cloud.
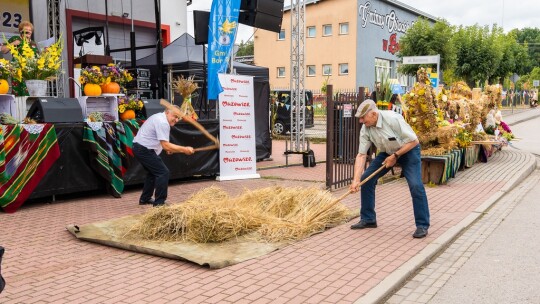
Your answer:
[400,0,539,32]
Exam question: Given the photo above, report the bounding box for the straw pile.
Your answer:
[124,186,353,243]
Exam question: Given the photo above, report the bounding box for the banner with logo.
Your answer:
[217,74,260,181]
[207,0,241,100]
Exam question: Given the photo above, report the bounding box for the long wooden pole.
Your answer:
[159,99,219,145]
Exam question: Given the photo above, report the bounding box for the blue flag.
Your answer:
[207,0,241,100]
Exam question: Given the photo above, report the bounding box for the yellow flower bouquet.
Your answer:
[4,36,63,81]
[118,95,144,113]
[118,94,143,120]
[100,63,133,94]
[0,58,13,94]
[79,66,106,96]
[0,58,13,79]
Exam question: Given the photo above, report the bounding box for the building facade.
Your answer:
[254,0,436,92]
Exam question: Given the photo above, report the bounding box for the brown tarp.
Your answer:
[67,211,356,269]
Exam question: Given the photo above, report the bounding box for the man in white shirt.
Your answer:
[349,99,430,238]
[133,108,195,207]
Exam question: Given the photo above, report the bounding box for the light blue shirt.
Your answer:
[358,110,417,154]
[133,112,170,155]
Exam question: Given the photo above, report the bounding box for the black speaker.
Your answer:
[141,99,165,118]
[239,0,284,33]
[26,97,84,123]
[194,10,210,45]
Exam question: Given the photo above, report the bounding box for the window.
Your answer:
[322,24,332,36]
[277,67,286,78]
[375,58,391,82]
[339,23,349,35]
[307,26,316,38]
[339,63,349,75]
[307,65,316,76]
[278,30,285,40]
[322,64,332,76]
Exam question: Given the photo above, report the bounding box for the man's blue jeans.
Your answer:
[133,143,169,205]
[359,145,430,228]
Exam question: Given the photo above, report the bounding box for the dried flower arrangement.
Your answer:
[172,75,200,120]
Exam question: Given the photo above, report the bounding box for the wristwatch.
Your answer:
[393,152,399,159]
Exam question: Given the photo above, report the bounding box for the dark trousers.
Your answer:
[133,143,169,205]
[360,145,430,228]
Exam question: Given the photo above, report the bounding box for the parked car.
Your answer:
[271,90,315,135]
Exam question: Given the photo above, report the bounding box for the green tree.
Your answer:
[490,31,530,84]
[451,25,506,87]
[236,40,254,56]
[511,27,540,73]
[397,18,455,76]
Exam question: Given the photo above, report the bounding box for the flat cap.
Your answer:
[355,99,377,118]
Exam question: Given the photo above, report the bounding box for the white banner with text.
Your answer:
[217,74,260,181]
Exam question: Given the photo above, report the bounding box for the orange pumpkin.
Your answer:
[120,109,136,120]
[101,82,121,94]
[84,83,102,96]
[0,79,9,94]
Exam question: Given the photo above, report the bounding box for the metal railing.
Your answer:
[325,85,366,189]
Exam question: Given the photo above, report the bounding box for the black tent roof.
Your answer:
[136,33,268,81]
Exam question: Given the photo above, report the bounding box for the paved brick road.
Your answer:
[0,108,538,304]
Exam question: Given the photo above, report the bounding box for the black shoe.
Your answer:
[139,198,155,205]
[350,220,378,229]
[413,227,428,238]
[153,202,167,207]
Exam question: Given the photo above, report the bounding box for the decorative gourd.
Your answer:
[101,82,121,94]
[0,79,9,94]
[84,83,102,96]
[120,109,136,120]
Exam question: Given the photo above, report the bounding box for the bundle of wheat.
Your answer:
[125,186,353,244]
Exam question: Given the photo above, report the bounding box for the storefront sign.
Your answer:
[358,1,413,33]
[217,74,260,181]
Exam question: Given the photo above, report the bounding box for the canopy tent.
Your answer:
[136,33,271,161]
[137,33,268,81]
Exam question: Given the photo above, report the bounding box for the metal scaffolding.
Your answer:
[289,0,306,152]
[47,0,64,97]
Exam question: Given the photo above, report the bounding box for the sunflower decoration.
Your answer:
[118,95,144,114]
[79,66,105,85]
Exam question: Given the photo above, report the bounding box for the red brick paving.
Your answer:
[0,138,535,303]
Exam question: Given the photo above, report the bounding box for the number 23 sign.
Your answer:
[1,0,30,33]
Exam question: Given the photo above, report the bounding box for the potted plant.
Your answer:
[100,63,133,94]
[0,58,13,94]
[79,66,105,96]
[3,35,63,96]
[118,95,143,120]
